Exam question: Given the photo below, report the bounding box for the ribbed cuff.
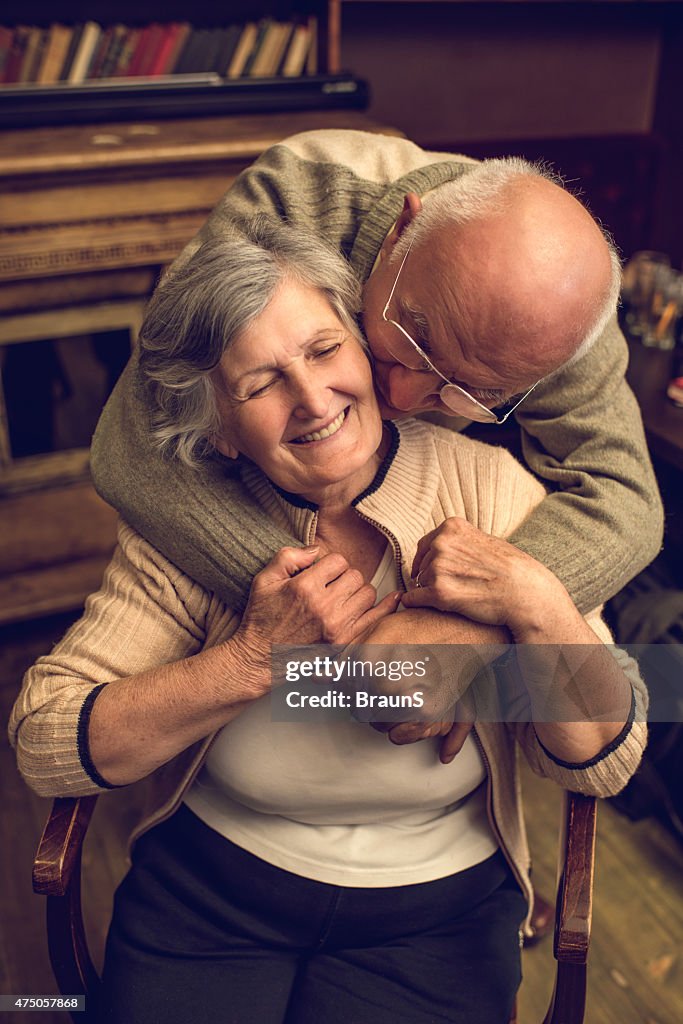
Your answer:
[76,684,120,790]
[534,687,637,770]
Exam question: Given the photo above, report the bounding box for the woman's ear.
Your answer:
[378,192,423,262]
[214,435,240,460]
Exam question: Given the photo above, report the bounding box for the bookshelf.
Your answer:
[0,1,342,73]
[0,2,353,125]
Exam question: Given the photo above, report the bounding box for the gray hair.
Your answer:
[393,156,622,370]
[139,217,364,466]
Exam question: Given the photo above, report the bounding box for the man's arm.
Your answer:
[511,316,663,613]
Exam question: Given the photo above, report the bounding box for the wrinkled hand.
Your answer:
[344,610,495,763]
[403,517,559,637]
[237,546,400,658]
[372,704,476,764]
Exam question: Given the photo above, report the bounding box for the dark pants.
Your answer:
[96,804,526,1024]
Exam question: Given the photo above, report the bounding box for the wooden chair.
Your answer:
[32,791,597,1024]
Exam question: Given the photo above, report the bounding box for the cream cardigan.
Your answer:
[9,420,647,915]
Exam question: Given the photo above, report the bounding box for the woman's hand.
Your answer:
[86,545,398,788]
[402,517,571,641]
[236,545,401,658]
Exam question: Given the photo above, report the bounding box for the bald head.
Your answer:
[403,164,619,382]
[361,158,621,418]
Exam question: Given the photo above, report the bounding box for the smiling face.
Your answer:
[213,278,384,506]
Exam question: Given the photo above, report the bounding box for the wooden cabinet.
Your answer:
[0,107,395,624]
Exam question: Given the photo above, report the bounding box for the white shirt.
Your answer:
[184,545,498,886]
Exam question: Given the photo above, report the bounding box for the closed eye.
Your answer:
[237,375,280,401]
[235,340,344,400]
[416,358,436,374]
[311,342,342,360]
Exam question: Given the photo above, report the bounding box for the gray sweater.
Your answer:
[90,129,662,612]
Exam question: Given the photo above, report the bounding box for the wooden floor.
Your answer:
[1,612,682,1024]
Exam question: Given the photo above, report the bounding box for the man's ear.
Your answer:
[378,192,423,262]
[214,435,240,460]
[211,370,240,459]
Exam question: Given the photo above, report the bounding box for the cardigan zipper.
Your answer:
[353,510,406,590]
[303,510,319,547]
[472,727,529,904]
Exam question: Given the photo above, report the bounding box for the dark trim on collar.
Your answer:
[271,481,319,511]
[270,420,401,512]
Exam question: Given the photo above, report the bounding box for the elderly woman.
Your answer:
[10,219,646,1024]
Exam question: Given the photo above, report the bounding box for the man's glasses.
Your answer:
[381,242,541,423]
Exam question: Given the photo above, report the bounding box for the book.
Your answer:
[199,28,221,74]
[165,23,192,75]
[269,22,296,77]
[173,26,204,75]
[58,23,84,81]
[226,22,258,80]
[185,27,214,73]
[306,16,318,75]
[30,28,54,82]
[136,23,167,78]
[249,21,292,78]
[112,27,140,77]
[85,24,115,79]
[98,24,128,80]
[18,26,46,84]
[67,22,102,84]
[126,24,154,78]
[212,24,241,77]
[148,22,186,77]
[281,23,311,79]
[241,20,271,78]
[274,23,296,77]
[3,27,31,84]
[36,24,72,84]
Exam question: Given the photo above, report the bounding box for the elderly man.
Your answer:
[92,129,661,618]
